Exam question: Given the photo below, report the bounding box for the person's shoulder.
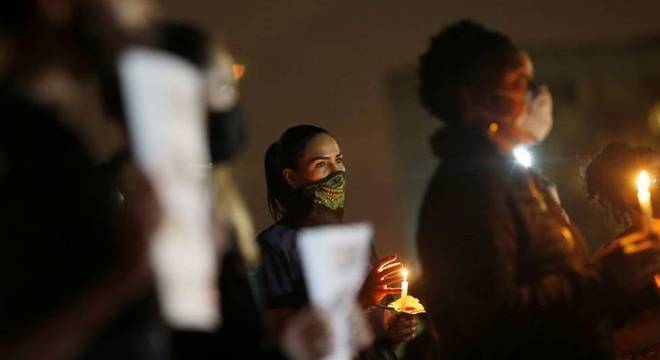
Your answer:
[257,222,297,249]
[425,157,499,197]
[257,222,296,238]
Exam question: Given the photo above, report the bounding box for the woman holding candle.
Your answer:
[258,125,418,358]
[585,141,660,359]
[415,20,613,359]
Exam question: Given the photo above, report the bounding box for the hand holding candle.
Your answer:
[634,170,660,293]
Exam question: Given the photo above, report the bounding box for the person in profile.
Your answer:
[414,20,614,359]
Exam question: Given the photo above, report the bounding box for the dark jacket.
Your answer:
[416,126,612,359]
[258,222,398,360]
[258,222,310,309]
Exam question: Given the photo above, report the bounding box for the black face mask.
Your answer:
[208,105,246,164]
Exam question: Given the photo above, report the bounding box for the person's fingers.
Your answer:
[403,331,417,341]
[390,314,416,328]
[376,286,402,294]
[376,255,399,272]
[393,317,417,338]
[379,274,404,285]
[619,230,649,246]
[391,314,410,324]
[305,308,332,338]
[397,318,415,327]
[378,264,404,278]
[283,307,334,360]
[401,328,417,337]
[401,324,417,335]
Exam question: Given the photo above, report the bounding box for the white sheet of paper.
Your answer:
[119,48,220,330]
[298,223,372,360]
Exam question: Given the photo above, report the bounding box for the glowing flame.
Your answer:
[637,169,655,233]
[233,64,246,80]
[638,170,651,194]
[402,268,408,282]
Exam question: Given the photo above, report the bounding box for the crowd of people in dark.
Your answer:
[2,1,660,359]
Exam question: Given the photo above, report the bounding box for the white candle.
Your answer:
[400,268,409,310]
[637,170,654,233]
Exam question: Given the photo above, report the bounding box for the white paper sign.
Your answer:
[119,48,220,330]
[298,223,372,360]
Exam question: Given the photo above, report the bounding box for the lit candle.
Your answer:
[637,170,654,234]
[400,268,409,310]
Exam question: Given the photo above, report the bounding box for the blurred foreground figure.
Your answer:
[0,1,168,359]
[147,23,351,360]
[144,22,265,358]
[414,20,614,359]
[586,142,660,359]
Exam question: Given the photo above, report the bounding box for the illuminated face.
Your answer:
[283,134,346,188]
[461,50,532,127]
[486,51,534,126]
[497,52,533,124]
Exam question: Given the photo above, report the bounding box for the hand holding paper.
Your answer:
[298,223,373,360]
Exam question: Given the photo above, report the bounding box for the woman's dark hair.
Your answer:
[418,20,522,124]
[265,125,329,221]
[584,141,657,226]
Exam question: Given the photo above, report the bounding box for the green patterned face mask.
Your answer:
[302,171,346,210]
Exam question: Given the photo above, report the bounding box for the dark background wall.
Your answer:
[162,0,660,271]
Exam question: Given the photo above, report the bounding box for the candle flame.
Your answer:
[233,64,246,80]
[637,169,656,234]
[638,170,651,193]
[402,268,408,282]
